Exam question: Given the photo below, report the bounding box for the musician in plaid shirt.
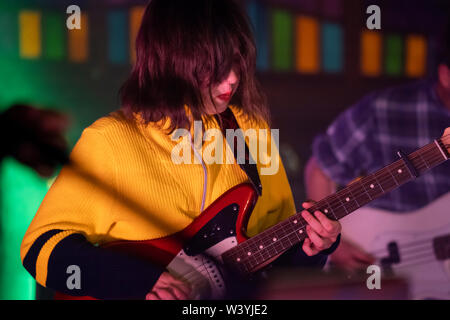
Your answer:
[305,33,450,271]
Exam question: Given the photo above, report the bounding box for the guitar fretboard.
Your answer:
[222,138,449,275]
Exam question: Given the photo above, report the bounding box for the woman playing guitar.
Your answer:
[20,0,341,300]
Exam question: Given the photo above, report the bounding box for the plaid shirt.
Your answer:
[313,79,450,212]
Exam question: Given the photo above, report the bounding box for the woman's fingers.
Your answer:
[302,201,315,210]
[300,201,342,256]
[313,210,340,235]
[302,209,340,237]
[154,287,179,300]
[147,285,189,300]
[171,283,191,299]
[302,238,317,256]
[306,226,328,251]
[147,272,191,300]
[301,210,327,237]
[146,292,160,300]
[168,286,190,300]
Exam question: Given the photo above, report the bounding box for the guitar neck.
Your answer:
[312,139,449,220]
[222,138,450,275]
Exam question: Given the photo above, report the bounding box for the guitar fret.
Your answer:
[282,219,296,234]
[418,152,430,169]
[247,243,258,257]
[428,147,448,168]
[263,243,272,257]
[273,240,282,253]
[434,139,449,160]
[249,256,258,268]
[336,194,349,217]
[280,236,290,250]
[252,252,262,267]
[394,163,412,183]
[253,234,268,251]
[324,195,338,218]
[361,181,373,201]
[352,181,372,207]
[381,170,396,190]
[381,172,396,191]
[343,197,359,214]
[385,165,406,189]
[411,153,426,173]
[288,232,298,245]
[373,174,385,193]
[364,175,382,199]
[386,165,400,186]
[287,233,295,246]
[347,185,361,208]
[262,248,270,260]
[296,227,306,241]
[342,184,366,213]
[322,197,336,218]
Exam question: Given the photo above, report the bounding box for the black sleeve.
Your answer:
[23,230,165,300]
[272,234,341,269]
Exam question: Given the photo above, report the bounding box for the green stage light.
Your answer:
[0,158,49,300]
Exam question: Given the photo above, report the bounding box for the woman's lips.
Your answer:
[217,92,232,102]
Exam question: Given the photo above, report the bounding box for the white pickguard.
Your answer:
[166,236,238,299]
[340,192,450,300]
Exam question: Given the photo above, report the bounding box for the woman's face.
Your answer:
[202,69,240,115]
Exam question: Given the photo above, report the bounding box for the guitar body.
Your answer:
[55,183,258,300]
[340,192,450,300]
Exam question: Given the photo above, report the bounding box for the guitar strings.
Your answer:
[366,241,449,271]
[391,257,448,270]
[383,254,445,271]
[171,254,225,289]
[370,245,433,261]
[369,236,445,255]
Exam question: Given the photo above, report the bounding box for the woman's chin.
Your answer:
[205,103,229,115]
[217,104,229,114]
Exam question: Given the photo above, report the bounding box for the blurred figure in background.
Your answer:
[0,104,69,299]
[0,104,69,178]
[305,27,450,274]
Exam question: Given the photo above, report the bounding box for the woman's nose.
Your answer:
[227,69,239,86]
[221,69,238,91]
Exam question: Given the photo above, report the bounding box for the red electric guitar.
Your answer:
[57,131,450,300]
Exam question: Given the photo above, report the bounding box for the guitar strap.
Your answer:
[215,108,263,197]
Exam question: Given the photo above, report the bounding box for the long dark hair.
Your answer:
[120,0,269,132]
